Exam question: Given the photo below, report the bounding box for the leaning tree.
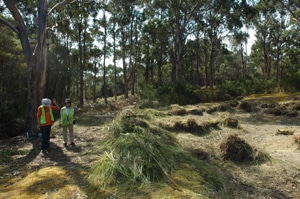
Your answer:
[1,0,49,134]
[1,0,79,134]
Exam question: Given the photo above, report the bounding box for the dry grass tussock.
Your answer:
[294,131,300,145]
[219,134,270,164]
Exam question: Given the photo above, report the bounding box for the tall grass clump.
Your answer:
[88,109,181,187]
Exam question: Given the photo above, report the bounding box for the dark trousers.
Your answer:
[40,125,51,150]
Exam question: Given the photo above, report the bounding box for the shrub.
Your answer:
[218,78,278,98]
[251,78,277,94]
[157,83,200,105]
[218,80,248,97]
[282,69,300,91]
[156,86,172,105]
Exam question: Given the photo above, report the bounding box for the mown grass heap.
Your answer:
[219,134,270,164]
[88,108,183,187]
[87,107,252,198]
[294,134,300,145]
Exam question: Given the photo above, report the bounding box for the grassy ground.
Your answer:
[0,93,300,198]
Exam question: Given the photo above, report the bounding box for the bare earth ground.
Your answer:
[0,95,300,198]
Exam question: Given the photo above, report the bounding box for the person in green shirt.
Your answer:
[60,98,76,148]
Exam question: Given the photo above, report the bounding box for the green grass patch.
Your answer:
[0,149,29,162]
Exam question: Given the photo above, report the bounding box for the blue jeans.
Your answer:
[40,125,51,150]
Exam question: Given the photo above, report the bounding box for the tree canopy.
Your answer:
[1,0,300,136]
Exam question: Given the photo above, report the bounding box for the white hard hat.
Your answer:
[41,98,52,107]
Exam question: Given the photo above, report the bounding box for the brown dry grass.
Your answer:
[294,135,300,145]
[219,134,270,164]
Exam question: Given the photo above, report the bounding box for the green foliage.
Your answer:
[4,0,300,139]
[156,86,172,105]
[251,77,278,93]
[138,84,156,101]
[193,89,211,103]
[0,19,27,125]
[0,149,28,162]
[156,83,200,105]
[283,70,300,91]
[219,78,278,97]
[218,80,248,97]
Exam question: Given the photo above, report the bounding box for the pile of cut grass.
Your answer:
[218,113,240,128]
[219,134,270,164]
[88,109,181,187]
[158,117,219,135]
[87,108,235,198]
[294,134,300,145]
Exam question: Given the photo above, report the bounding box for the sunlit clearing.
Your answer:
[0,166,85,199]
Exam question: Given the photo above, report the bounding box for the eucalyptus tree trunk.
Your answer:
[103,12,108,104]
[121,24,129,99]
[113,19,117,101]
[204,38,209,88]
[145,43,150,83]
[3,0,47,134]
[78,15,84,107]
[173,7,184,82]
[129,12,134,96]
[157,47,163,88]
[37,0,47,100]
[208,43,215,89]
[208,26,217,89]
[122,48,129,99]
[169,2,198,83]
[262,36,271,77]
[83,19,88,102]
[240,44,247,79]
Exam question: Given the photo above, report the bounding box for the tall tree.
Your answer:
[252,0,288,80]
[102,10,108,103]
[167,0,200,82]
[2,0,47,134]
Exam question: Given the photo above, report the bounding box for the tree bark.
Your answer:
[3,0,48,135]
[37,0,47,100]
[103,12,108,103]
[78,15,84,107]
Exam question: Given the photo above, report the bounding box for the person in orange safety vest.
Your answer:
[36,98,60,154]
